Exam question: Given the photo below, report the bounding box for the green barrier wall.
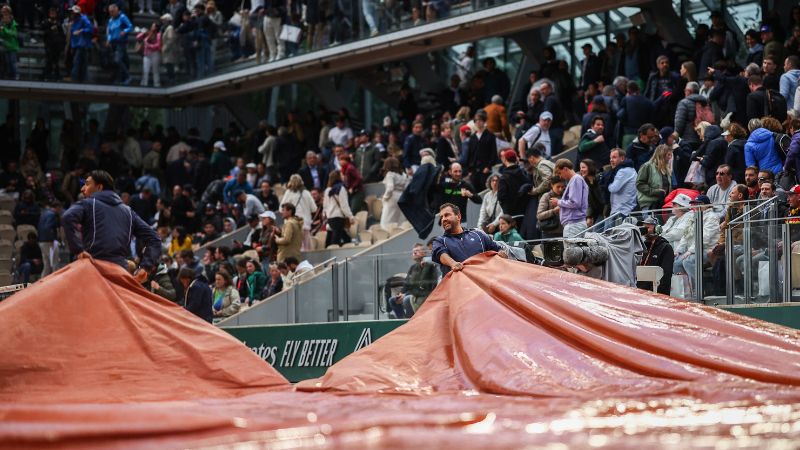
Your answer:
[224,305,800,382]
[719,304,800,330]
[223,320,407,382]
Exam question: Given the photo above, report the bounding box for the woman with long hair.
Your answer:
[212,271,240,318]
[636,144,673,210]
[280,173,317,251]
[136,21,162,87]
[379,157,409,229]
[323,170,354,247]
[168,226,192,256]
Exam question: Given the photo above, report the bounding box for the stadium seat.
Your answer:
[0,196,14,211]
[242,249,260,263]
[16,225,37,240]
[0,225,15,242]
[368,223,384,232]
[272,184,286,199]
[371,201,383,219]
[341,242,356,248]
[355,211,369,231]
[0,259,10,272]
[0,273,11,286]
[400,221,413,230]
[357,241,371,247]
[313,235,327,251]
[315,230,327,243]
[326,244,340,249]
[358,231,372,245]
[389,227,405,236]
[372,230,389,241]
[0,240,12,258]
[0,210,12,225]
[309,238,320,250]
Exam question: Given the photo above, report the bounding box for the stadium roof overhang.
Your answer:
[0,0,643,107]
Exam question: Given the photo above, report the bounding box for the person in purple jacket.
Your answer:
[553,159,589,238]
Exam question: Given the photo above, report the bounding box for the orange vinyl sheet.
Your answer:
[4,254,800,449]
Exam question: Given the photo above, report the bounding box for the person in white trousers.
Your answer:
[263,12,284,61]
[137,22,162,87]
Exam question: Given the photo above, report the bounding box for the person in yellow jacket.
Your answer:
[275,203,303,263]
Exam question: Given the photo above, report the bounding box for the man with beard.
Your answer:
[431,203,506,276]
[743,166,759,199]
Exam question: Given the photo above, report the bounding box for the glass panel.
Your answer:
[295,267,336,323]
[726,2,762,34]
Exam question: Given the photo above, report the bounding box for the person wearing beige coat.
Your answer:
[275,203,304,263]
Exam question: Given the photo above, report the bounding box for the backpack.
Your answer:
[765,89,788,122]
[774,132,791,162]
[693,100,715,127]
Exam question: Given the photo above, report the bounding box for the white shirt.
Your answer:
[328,126,353,147]
[520,125,552,158]
[706,181,737,216]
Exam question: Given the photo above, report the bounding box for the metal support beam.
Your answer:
[725,227,734,305]
[743,204,752,302]
[639,0,694,50]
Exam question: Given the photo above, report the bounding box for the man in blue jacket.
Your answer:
[431,203,506,276]
[68,5,93,82]
[106,3,133,84]
[62,170,160,278]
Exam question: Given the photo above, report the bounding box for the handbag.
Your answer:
[684,160,705,185]
[228,0,246,27]
[537,214,560,232]
[776,169,798,191]
[279,24,302,43]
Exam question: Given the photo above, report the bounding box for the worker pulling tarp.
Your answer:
[0,258,289,404]
[298,252,800,397]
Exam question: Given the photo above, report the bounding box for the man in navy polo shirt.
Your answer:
[431,203,506,275]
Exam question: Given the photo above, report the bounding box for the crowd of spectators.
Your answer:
[4,8,800,315]
[0,0,460,83]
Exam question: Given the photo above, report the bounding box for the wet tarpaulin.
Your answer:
[0,259,290,404]
[3,256,800,449]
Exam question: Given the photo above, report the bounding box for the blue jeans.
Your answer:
[389,294,415,318]
[17,262,34,283]
[111,41,130,83]
[674,252,707,296]
[196,38,212,78]
[71,47,89,82]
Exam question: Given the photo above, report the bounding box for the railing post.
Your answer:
[725,227,734,305]
[343,257,350,322]
[373,255,381,320]
[783,221,792,303]
[694,207,704,303]
[743,203,753,303]
[768,205,779,302]
[331,260,339,322]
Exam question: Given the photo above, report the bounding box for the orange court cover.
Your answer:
[3,254,800,449]
[0,258,289,404]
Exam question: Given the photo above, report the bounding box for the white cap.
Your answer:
[259,211,276,220]
[672,193,692,207]
[246,162,257,169]
[213,140,226,151]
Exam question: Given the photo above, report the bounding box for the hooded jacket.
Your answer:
[62,190,160,270]
[745,128,783,175]
[779,69,800,106]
